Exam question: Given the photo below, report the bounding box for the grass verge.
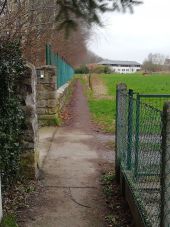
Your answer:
[76,74,115,133]
[2,180,37,227]
[0,215,18,227]
[88,98,115,133]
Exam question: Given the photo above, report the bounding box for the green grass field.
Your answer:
[88,99,115,133]
[101,73,170,95]
[82,73,170,133]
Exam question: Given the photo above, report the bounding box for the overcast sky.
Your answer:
[88,0,170,63]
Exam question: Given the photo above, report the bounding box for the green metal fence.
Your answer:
[46,44,74,88]
[116,83,170,227]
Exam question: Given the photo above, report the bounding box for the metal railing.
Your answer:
[46,44,74,88]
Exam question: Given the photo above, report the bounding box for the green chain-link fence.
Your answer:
[116,83,170,227]
[46,44,74,88]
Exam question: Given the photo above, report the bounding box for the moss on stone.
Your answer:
[20,152,35,179]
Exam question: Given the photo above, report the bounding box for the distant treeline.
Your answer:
[75,64,111,74]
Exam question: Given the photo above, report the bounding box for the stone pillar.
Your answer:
[161,102,170,227]
[36,65,58,126]
[18,62,38,178]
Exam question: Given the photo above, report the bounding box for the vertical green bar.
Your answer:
[46,44,50,65]
[134,94,140,179]
[127,89,134,170]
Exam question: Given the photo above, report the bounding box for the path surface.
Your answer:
[21,81,114,227]
[91,75,112,100]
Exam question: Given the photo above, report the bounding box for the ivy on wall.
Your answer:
[0,40,26,189]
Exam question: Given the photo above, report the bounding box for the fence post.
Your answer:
[115,83,127,182]
[127,89,134,170]
[46,44,50,65]
[0,177,2,221]
[161,102,170,227]
[134,93,140,179]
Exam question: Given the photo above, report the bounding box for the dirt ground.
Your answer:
[91,75,112,100]
[16,80,133,227]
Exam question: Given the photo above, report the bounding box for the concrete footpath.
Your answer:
[23,81,114,227]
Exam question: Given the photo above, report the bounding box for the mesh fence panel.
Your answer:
[132,100,162,227]
[46,44,74,88]
[139,95,170,110]
[116,87,168,227]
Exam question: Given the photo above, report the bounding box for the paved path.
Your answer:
[23,81,114,227]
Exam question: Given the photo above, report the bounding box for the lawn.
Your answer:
[102,73,170,115]
[101,73,170,95]
[88,99,116,133]
[79,73,170,133]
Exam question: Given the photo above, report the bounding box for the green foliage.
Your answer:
[101,171,115,185]
[82,73,170,133]
[100,73,170,120]
[47,117,61,126]
[101,171,115,199]
[91,65,111,74]
[78,75,115,133]
[105,214,117,225]
[88,99,115,133]
[102,73,170,95]
[75,65,89,74]
[0,40,25,189]
[0,214,18,227]
[55,0,143,34]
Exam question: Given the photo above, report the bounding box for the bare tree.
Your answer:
[0,0,142,67]
[142,53,166,72]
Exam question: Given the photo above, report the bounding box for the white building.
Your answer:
[98,60,141,74]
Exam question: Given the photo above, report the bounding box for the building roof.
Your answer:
[98,60,141,66]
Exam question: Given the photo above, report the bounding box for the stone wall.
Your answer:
[37,65,72,126]
[37,65,57,126]
[16,63,73,178]
[56,82,71,112]
[18,63,39,178]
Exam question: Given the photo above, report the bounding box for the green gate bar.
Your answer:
[127,89,134,170]
[134,93,140,179]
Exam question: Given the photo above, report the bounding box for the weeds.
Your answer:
[101,171,134,227]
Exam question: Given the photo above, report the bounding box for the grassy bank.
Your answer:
[88,98,115,133]
[77,75,115,133]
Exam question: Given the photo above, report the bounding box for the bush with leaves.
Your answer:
[75,65,89,74]
[91,65,111,74]
[0,40,25,190]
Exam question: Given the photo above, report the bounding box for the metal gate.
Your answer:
[115,83,170,227]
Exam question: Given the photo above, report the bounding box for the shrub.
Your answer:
[0,40,25,189]
[91,65,111,74]
[75,65,89,74]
